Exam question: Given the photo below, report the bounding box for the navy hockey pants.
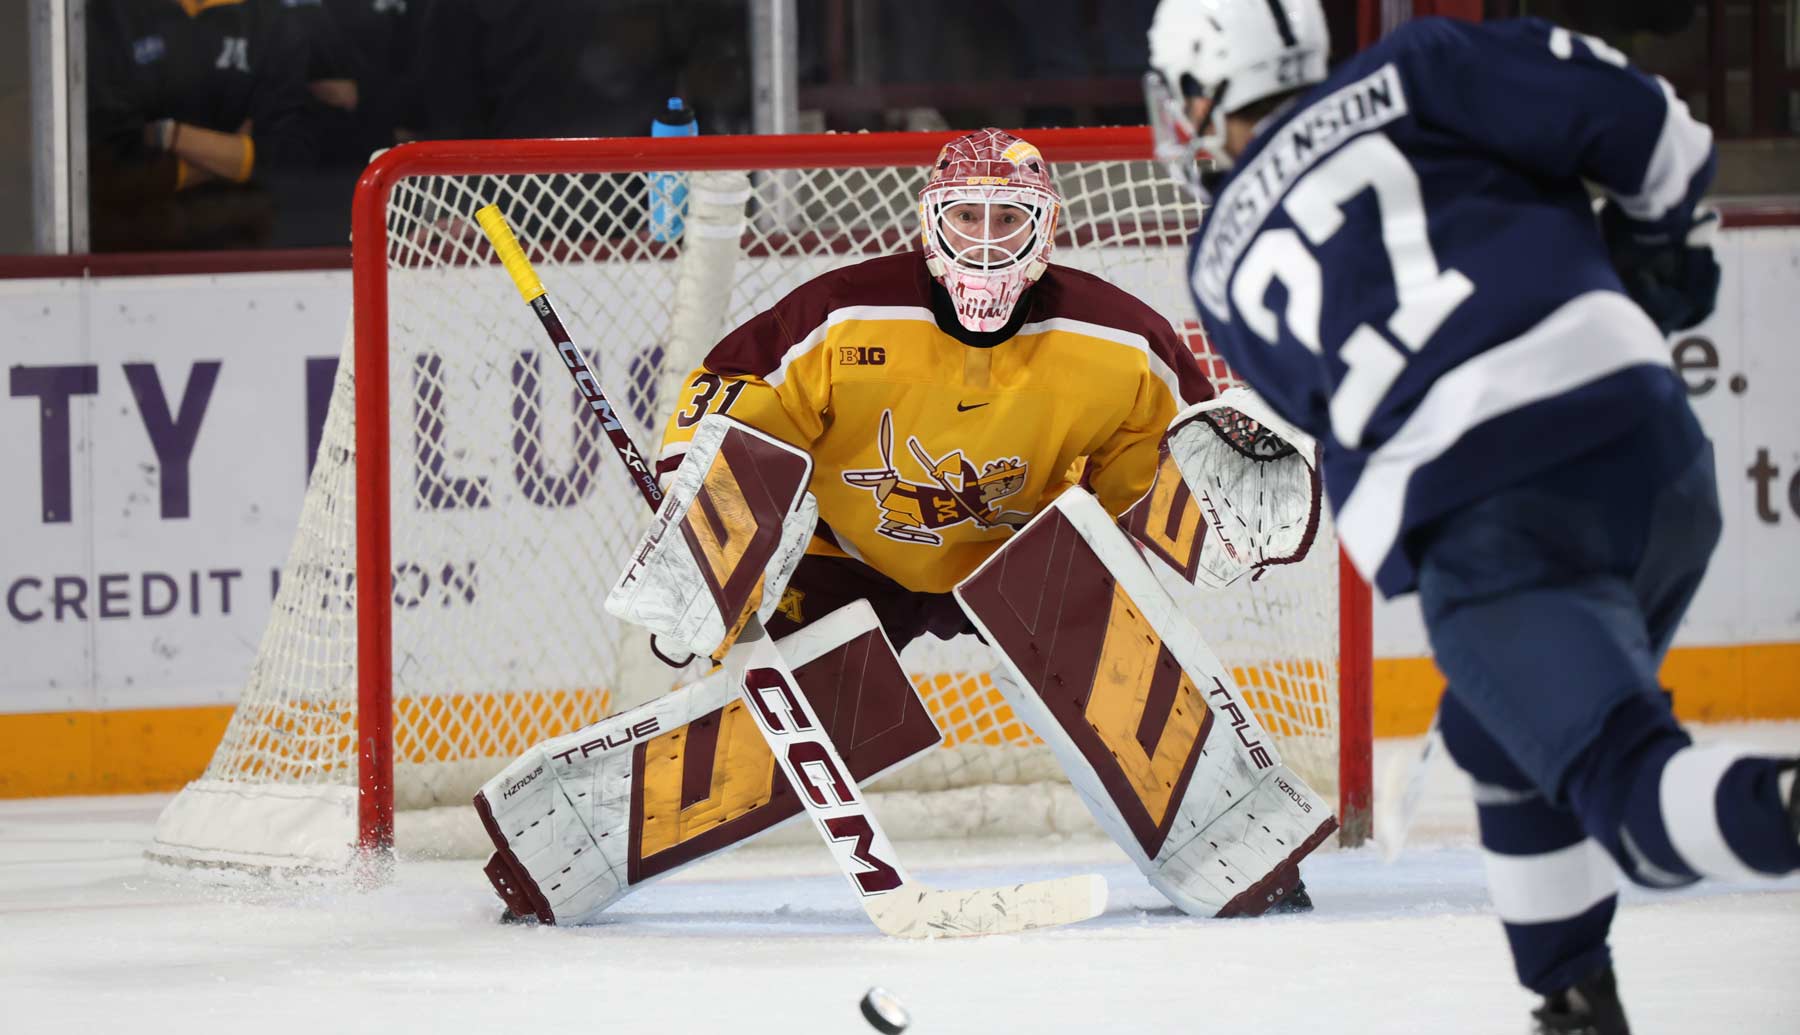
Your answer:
[1413,398,1799,994]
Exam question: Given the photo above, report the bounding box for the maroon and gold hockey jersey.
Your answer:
[659,253,1214,594]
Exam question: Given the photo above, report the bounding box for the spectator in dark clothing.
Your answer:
[399,0,752,243]
[273,0,431,245]
[87,0,319,251]
[408,0,738,141]
[290,0,431,154]
[284,0,361,113]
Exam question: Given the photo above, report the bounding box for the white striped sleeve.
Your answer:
[1613,77,1715,224]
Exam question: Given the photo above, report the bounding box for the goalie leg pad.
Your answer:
[956,488,1337,917]
[606,415,817,659]
[475,600,941,925]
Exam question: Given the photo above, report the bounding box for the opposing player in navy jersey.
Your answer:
[1146,3,1799,1032]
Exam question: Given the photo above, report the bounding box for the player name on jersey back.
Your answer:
[1192,64,1408,320]
[1185,18,1710,596]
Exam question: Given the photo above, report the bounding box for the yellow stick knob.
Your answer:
[475,204,546,303]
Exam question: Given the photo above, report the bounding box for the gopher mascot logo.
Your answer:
[843,410,1030,546]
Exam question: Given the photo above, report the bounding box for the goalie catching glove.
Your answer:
[1123,387,1321,589]
[605,415,818,659]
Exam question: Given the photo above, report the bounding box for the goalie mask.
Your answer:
[920,128,1061,333]
[1145,0,1330,194]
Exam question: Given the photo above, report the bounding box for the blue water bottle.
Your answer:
[649,98,697,242]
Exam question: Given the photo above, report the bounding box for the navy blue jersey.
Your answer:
[1187,17,1714,597]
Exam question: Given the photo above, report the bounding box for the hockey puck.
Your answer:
[860,987,909,1034]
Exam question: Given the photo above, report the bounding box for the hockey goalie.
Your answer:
[474,128,1334,928]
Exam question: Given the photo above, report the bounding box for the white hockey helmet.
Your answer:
[1145,0,1331,187]
[920,128,1062,334]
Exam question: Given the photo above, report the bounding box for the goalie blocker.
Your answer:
[605,415,818,661]
[956,487,1337,917]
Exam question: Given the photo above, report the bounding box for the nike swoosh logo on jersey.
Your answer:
[956,402,989,412]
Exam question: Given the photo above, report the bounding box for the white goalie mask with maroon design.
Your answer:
[920,128,1062,333]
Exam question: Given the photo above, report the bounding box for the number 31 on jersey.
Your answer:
[675,371,748,428]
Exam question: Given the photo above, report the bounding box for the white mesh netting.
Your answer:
[153,136,1348,867]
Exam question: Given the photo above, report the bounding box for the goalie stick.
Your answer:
[474,204,1106,937]
[1376,711,1443,863]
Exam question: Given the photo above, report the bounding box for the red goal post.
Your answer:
[150,127,1372,876]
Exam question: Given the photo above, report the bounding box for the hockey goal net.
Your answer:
[150,128,1371,874]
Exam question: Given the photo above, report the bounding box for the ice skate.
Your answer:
[1530,967,1630,1035]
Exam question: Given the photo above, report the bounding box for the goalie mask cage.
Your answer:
[149,128,1372,875]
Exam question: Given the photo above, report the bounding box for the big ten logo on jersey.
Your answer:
[842,409,1029,546]
[958,508,1220,857]
[838,345,886,366]
[215,37,250,73]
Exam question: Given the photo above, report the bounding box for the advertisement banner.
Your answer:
[3,272,347,713]
[3,231,1797,731]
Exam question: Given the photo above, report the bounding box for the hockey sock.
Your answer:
[1442,693,1618,994]
[1480,801,1619,994]
[1569,695,1800,885]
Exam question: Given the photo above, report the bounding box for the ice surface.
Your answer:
[3,726,1798,1034]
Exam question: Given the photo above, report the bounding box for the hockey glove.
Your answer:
[1129,388,1321,589]
[605,415,816,660]
[1601,201,1721,335]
